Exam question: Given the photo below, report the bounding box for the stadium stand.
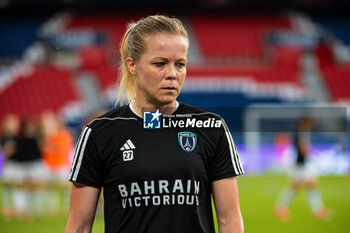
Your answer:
[77,45,119,89]
[0,14,48,58]
[187,46,302,85]
[0,65,78,120]
[62,13,143,89]
[0,11,349,124]
[189,13,291,57]
[311,16,350,46]
[309,16,350,103]
[183,12,306,107]
[315,43,350,102]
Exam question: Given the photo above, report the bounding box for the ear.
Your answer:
[126,57,136,75]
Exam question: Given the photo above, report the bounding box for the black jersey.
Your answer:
[69,103,244,233]
[13,137,42,162]
[1,135,41,162]
[294,131,310,166]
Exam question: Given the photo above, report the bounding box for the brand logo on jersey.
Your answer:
[120,139,136,161]
[178,132,197,153]
[143,110,161,129]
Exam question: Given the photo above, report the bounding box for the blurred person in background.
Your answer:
[1,114,20,220]
[274,116,329,221]
[1,115,45,220]
[40,110,73,216]
[65,15,244,233]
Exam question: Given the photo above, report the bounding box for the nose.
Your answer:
[166,64,177,80]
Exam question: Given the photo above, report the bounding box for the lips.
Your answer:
[162,86,177,90]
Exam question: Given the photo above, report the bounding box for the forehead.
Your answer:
[142,33,188,58]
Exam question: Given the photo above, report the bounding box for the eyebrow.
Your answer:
[152,57,168,61]
[152,57,187,62]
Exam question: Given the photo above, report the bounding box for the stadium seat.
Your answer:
[316,44,350,101]
[0,65,79,120]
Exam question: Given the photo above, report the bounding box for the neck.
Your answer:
[131,99,178,117]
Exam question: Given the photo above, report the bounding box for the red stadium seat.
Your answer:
[189,13,291,58]
[0,65,79,119]
[316,44,350,101]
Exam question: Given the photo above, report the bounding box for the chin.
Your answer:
[157,96,177,106]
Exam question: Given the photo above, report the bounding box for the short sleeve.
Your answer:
[210,119,244,181]
[68,126,104,188]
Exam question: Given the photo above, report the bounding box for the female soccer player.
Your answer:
[274,116,328,220]
[65,15,244,233]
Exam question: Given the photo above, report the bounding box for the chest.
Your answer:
[102,129,214,186]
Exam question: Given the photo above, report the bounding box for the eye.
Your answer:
[176,62,186,68]
[153,62,165,67]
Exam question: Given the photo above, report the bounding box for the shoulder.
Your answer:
[86,105,139,132]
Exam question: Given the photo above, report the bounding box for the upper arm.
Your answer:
[209,119,244,182]
[69,126,104,188]
[212,177,244,233]
[65,182,101,233]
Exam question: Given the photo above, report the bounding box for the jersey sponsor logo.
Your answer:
[120,139,136,161]
[117,179,201,208]
[143,110,161,129]
[178,132,197,153]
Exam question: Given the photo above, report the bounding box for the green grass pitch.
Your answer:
[1,175,350,233]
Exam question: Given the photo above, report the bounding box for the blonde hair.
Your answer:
[117,15,189,106]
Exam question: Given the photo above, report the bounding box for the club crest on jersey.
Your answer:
[178,132,197,153]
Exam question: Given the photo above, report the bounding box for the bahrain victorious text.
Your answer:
[118,179,201,208]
